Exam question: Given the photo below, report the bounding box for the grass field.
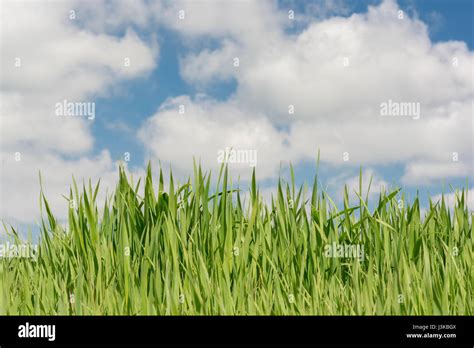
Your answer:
[0,162,472,315]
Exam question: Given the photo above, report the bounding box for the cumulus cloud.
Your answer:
[328,168,390,203]
[401,160,471,185]
[150,0,286,42]
[432,189,474,212]
[1,150,117,224]
[138,95,292,180]
[1,0,157,225]
[144,0,473,185]
[2,0,473,228]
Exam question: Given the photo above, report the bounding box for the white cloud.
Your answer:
[2,0,473,228]
[76,0,153,33]
[288,101,472,167]
[150,0,286,42]
[179,0,472,112]
[401,160,470,185]
[163,0,473,184]
[280,0,355,22]
[329,168,389,203]
[138,95,292,181]
[0,0,157,225]
[432,189,474,212]
[0,150,116,224]
[180,40,239,87]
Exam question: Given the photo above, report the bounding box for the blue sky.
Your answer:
[92,0,473,194]
[0,0,473,234]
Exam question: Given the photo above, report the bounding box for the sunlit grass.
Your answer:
[0,161,472,315]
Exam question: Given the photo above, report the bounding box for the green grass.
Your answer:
[0,161,472,315]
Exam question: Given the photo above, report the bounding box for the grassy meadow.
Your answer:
[0,162,472,315]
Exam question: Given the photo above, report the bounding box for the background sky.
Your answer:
[1,0,473,236]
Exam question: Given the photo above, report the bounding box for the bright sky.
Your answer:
[1,0,473,235]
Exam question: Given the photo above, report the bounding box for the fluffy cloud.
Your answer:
[150,0,285,41]
[2,0,473,228]
[401,160,471,186]
[329,168,389,203]
[1,150,116,224]
[146,0,473,185]
[432,189,474,212]
[139,95,292,180]
[0,0,157,225]
[288,101,472,167]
